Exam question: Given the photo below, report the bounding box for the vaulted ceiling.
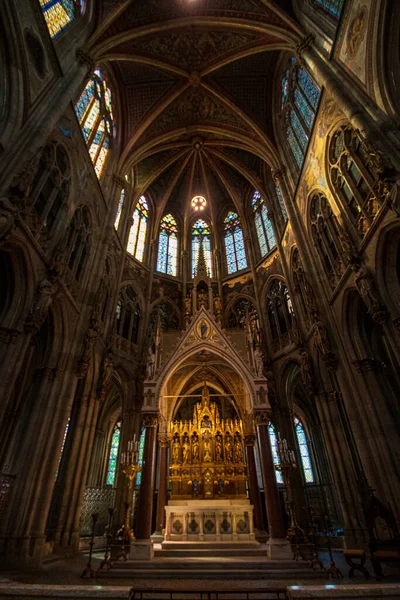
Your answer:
[89,0,304,224]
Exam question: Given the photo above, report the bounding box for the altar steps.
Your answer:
[157,541,263,558]
[98,557,326,580]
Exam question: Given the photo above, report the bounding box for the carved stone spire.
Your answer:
[196,237,209,278]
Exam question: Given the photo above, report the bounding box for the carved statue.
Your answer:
[254,345,264,377]
[184,294,192,317]
[355,266,383,316]
[203,435,212,462]
[225,435,233,463]
[192,434,199,461]
[338,228,359,267]
[172,439,180,463]
[234,437,244,463]
[300,349,313,390]
[215,434,223,461]
[146,346,156,379]
[290,311,303,346]
[0,196,20,245]
[183,440,190,464]
[314,320,330,356]
[77,303,102,377]
[213,295,222,324]
[25,274,58,333]
[99,352,113,398]
[197,289,208,310]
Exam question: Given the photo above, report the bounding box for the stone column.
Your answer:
[244,434,264,534]
[254,411,292,559]
[154,433,169,537]
[131,412,158,559]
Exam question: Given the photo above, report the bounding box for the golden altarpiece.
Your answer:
[169,384,247,499]
[164,385,257,544]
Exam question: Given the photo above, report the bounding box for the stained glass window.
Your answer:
[40,0,79,38]
[136,427,146,486]
[192,219,213,277]
[56,418,70,479]
[106,420,121,486]
[157,214,178,276]
[312,0,344,19]
[127,196,148,262]
[75,68,113,179]
[268,423,283,484]
[294,417,314,483]
[114,189,125,230]
[252,190,276,258]
[281,59,320,170]
[275,183,288,223]
[224,211,247,274]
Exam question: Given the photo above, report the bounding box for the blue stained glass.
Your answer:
[287,125,303,167]
[40,0,77,38]
[275,184,287,222]
[282,60,320,171]
[255,213,267,256]
[268,423,283,485]
[157,214,178,276]
[290,111,308,150]
[114,189,125,230]
[106,420,121,486]
[75,69,113,179]
[263,205,276,249]
[313,0,344,19]
[224,211,247,274]
[297,69,320,111]
[127,196,148,261]
[294,417,314,483]
[136,427,146,486]
[294,89,314,129]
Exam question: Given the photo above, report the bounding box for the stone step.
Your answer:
[161,542,260,550]
[98,567,326,580]
[109,559,314,571]
[155,548,267,557]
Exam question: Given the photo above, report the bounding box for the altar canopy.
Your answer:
[169,384,247,499]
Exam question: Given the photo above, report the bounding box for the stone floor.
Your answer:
[0,550,399,590]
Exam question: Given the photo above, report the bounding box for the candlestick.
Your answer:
[118,439,142,545]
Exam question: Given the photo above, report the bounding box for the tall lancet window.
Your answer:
[75,67,113,178]
[224,211,247,274]
[294,417,315,483]
[252,190,276,257]
[312,0,344,19]
[268,423,283,484]
[40,0,80,38]
[127,196,148,262]
[157,214,178,276]
[192,219,212,277]
[106,420,121,486]
[281,58,320,169]
[135,427,146,486]
[114,188,125,230]
[275,183,288,223]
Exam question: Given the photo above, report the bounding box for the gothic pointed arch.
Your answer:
[224,211,247,275]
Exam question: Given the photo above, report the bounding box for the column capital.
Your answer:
[244,433,256,447]
[158,433,169,447]
[253,410,271,426]
[76,48,95,74]
[296,33,315,62]
[112,174,126,188]
[272,166,286,183]
[142,412,159,428]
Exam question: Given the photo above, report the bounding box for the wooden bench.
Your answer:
[343,548,370,579]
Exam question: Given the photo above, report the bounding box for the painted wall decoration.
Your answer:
[337,0,371,85]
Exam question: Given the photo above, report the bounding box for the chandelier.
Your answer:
[191,195,207,211]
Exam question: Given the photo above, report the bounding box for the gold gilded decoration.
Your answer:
[169,383,247,499]
[345,5,368,60]
[196,318,210,339]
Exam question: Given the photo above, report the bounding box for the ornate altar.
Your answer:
[168,384,247,499]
